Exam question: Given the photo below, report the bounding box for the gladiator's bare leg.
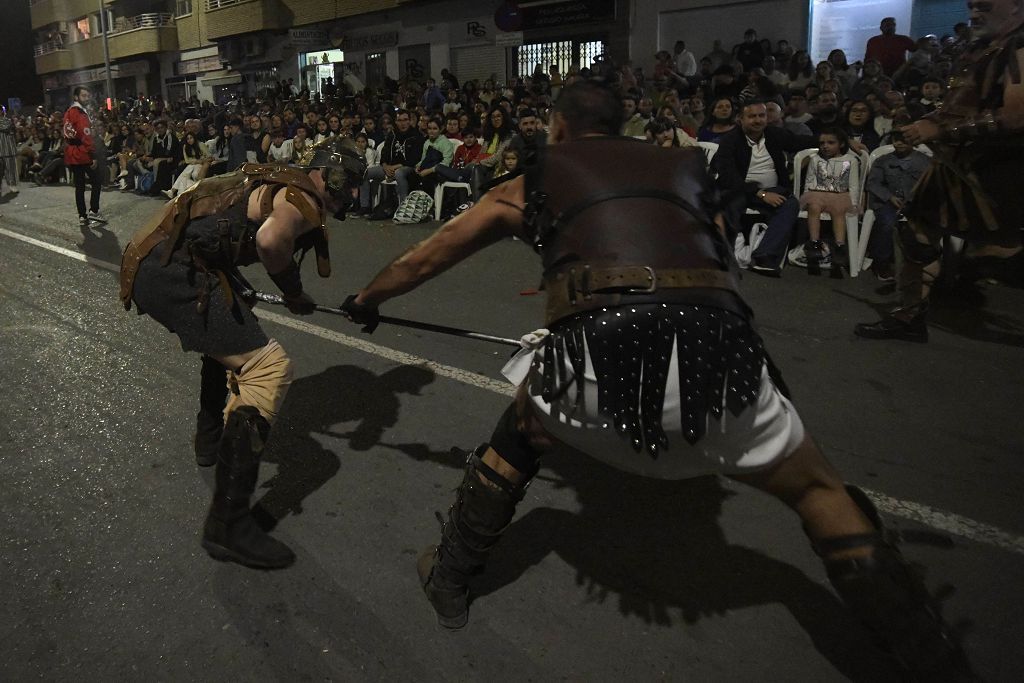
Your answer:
[729,435,873,558]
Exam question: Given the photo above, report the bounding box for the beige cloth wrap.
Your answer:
[223,339,293,424]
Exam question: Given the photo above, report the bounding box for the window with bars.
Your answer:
[175,0,193,17]
[516,39,606,78]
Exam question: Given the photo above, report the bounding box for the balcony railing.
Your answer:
[206,0,251,9]
[110,13,174,34]
[33,39,65,56]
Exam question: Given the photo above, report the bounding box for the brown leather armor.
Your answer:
[523,137,743,325]
[119,163,328,310]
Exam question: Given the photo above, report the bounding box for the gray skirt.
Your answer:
[131,243,268,357]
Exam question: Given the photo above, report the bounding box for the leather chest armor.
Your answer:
[523,137,743,325]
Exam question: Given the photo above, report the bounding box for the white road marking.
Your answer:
[3,225,1022,556]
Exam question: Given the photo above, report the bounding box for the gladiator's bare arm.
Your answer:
[356,177,524,306]
[255,188,315,274]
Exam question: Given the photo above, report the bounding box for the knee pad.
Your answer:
[898,223,942,264]
[489,404,542,477]
[224,340,293,424]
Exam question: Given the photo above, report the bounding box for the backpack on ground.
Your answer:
[392,190,433,224]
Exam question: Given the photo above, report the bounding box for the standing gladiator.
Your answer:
[856,0,1024,341]
[119,138,364,568]
[341,83,974,678]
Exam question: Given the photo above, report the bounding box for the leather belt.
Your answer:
[543,264,741,325]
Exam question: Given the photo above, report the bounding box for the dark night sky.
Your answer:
[1,1,44,106]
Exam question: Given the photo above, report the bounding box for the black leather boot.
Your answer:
[814,486,976,681]
[194,355,228,467]
[831,242,848,278]
[854,306,928,343]
[417,446,525,629]
[201,406,295,569]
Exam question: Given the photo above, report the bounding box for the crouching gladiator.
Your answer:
[119,138,365,569]
[341,83,975,678]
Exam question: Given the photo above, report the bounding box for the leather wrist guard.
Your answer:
[944,111,1006,142]
[268,260,303,298]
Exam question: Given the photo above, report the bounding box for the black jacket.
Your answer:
[711,126,815,204]
[379,128,424,168]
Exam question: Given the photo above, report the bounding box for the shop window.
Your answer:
[516,39,605,78]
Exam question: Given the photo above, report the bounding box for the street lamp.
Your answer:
[98,0,113,107]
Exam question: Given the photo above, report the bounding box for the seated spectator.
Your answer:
[712,100,816,276]
[863,130,930,281]
[148,119,182,195]
[290,124,311,162]
[915,76,945,115]
[413,116,455,196]
[787,51,815,92]
[828,49,860,96]
[797,127,861,271]
[267,128,294,163]
[507,108,547,168]
[697,97,737,144]
[621,93,647,137]
[807,91,842,136]
[645,117,678,147]
[766,101,812,137]
[226,118,247,171]
[842,99,881,150]
[763,56,790,90]
[362,108,424,219]
[362,116,383,147]
[165,131,210,199]
[493,148,519,179]
[204,123,230,176]
[850,59,885,99]
[313,118,331,144]
[444,114,463,141]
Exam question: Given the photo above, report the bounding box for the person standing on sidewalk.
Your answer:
[0,107,20,201]
[63,86,105,228]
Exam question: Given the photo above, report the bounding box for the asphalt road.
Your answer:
[1,183,1023,681]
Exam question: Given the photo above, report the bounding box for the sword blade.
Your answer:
[250,290,522,348]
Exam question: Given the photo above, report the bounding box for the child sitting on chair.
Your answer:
[799,126,860,272]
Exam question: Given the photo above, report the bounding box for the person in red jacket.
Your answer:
[63,86,105,228]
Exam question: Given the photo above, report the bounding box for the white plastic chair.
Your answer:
[856,144,934,273]
[434,139,471,221]
[792,147,869,275]
[696,141,718,167]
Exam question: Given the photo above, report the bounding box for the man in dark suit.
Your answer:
[227,118,248,171]
[712,100,815,276]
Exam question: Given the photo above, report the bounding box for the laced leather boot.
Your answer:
[854,305,928,343]
[815,486,975,680]
[417,446,524,629]
[201,406,295,569]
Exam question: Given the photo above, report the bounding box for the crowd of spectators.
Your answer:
[1,15,966,273]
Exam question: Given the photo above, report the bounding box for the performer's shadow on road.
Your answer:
[252,363,436,528]
[78,222,121,282]
[407,444,901,681]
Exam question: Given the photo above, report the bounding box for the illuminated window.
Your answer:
[75,17,91,41]
[516,40,605,78]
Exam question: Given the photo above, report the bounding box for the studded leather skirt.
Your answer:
[536,303,767,459]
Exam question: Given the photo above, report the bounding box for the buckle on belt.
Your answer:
[629,266,657,293]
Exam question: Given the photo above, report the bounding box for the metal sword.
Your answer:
[248,290,522,348]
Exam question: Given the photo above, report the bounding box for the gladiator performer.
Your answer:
[119,138,365,569]
[856,0,1024,342]
[340,83,973,678]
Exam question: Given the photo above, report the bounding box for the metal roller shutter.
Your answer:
[451,45,508,86]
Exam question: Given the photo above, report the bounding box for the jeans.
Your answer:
[867,204,899,264]
[747,186,800,267]
[69,163,102,217]
[434,164,472,183]
[361,165,418,208]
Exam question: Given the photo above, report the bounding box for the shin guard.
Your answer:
[816,486,975,680]
[418,445,528,629]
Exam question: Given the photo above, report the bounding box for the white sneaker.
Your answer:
[117,169,128,179]
[118,179,128,191]
[161,189,175,200]
[78,216,90,228]
[89,210,106,223]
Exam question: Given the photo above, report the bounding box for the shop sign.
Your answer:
[495,0,615,31]
[340,31,399,52]
[289,28,328,48]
